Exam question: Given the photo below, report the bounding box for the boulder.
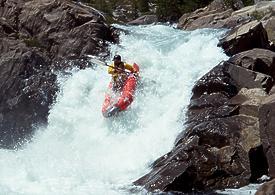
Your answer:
[178,1,275,31]
[256,178,275,195]
[127,15,158,25]
[229,88,267,117]
[190,63,238,99]
[177,0,233,30]
[232,1,275,21]
[218,21,270,56]
[134,115,261,192]
[0,0,115,148]
[177,0,251,30]
[226,61,274,93]
[134,55,272,192]
[263,16,275,45]
[259,93,275,178]
[228,49,275,79]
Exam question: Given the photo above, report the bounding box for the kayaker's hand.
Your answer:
[132,71,139,77]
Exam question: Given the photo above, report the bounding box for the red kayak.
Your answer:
[102,63,140,118]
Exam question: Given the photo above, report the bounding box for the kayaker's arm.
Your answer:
[125,63,135,73]
[108,65,116,75]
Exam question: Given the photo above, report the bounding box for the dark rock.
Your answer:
[259,94,275,178]
[135,114,261,193]
[0,47,57,148]
[191,63,238,99]
[134,49,275,192]
[189,92,230,109]
[186,105,238,125]
[134,117,253,193]
[218,21,270,56]
[228,49,275,79]
[226,61,274,93]
[0,0,115,148]
[127,15,158,25]
[249,145,268,182]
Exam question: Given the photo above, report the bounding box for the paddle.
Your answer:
[89,58,132,75]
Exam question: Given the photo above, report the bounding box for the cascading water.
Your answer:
[0,24,255,194]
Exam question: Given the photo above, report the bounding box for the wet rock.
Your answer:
[135,51,274,192]
[185,105,238,125]
[0,0,115,148]
[127,15,157,25]
[191,63,238,99]
[189,92,231,109]
[256,178,275,195]
[134,116,254,192]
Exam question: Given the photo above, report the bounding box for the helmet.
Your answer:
[113,55,121,61]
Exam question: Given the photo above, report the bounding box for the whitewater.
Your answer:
[0,24,258,194]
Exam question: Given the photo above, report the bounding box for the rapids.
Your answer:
[0,24,255,194]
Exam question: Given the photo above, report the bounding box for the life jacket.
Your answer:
[108,62,134,90]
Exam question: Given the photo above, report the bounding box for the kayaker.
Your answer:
[108,54,136,91]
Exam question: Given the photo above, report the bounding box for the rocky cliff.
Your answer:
[134,0,275,193]
[0,0,115,149]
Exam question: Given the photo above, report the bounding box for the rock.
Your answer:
[134,46,275,192]
[229,88,267,117]
[127,15,158,25]
[263,16,275,45]
[256,178,275,195]
[177,0,233,30]
[228,49,275,79]
[135,54,273,192]
[259,93,275,178]
[232,1,275,21]
[191,63,238,99]
[178,1,275,31]
[189,92,231,109]
[134,116,257,192]
[185,105,238,125]
[0,0,115,148]
[218,21,270,56]
[226,61,274,93]
[177,0,251,30]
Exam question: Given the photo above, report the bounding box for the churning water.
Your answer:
[0,24,255,194]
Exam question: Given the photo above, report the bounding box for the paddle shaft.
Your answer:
[103,63,132,75]
[89,58,135,75]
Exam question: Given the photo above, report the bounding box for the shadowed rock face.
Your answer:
[0,0,115,148]
[259,94,275,178]
[134,49,275,193]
